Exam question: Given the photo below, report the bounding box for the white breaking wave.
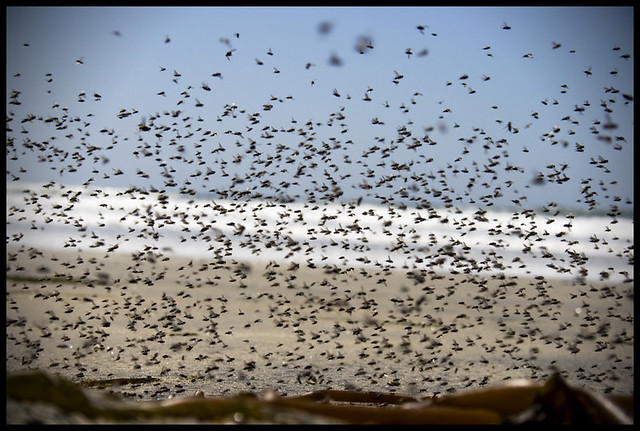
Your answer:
[6,182,634,282]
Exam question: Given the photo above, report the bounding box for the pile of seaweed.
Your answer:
[6,370,633,424]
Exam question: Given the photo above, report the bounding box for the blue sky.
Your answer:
[6,6,634,213]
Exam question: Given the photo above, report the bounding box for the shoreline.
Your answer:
[7,246,634,406]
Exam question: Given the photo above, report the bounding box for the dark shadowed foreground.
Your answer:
[6,369,633,424]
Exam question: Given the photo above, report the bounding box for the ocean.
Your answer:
[6,182,634,283]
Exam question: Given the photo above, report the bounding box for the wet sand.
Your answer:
[6,246,634,422]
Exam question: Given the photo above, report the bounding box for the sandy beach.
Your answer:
[6,246,634,422]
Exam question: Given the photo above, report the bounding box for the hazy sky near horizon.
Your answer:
[6,6,634,213]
